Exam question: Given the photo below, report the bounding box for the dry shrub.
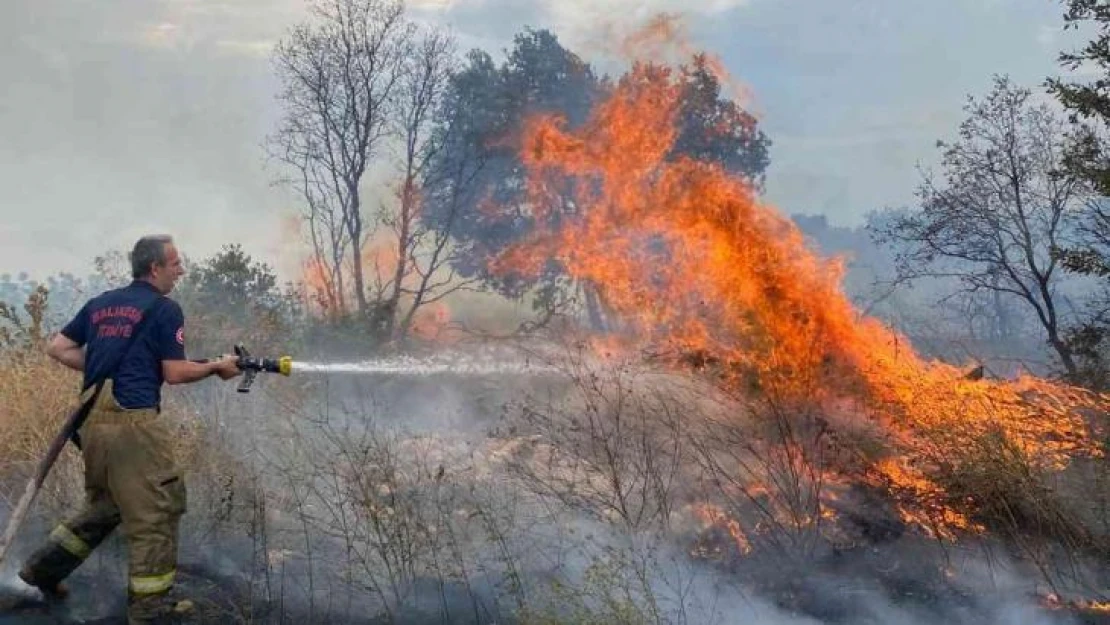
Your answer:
[495,345,845,577]
[239,389,499,622]
[169,399,261,539]
[0,344,87,518]
[688,402,843,564]
[0,288,88,518]
[938,428,1091,544]
[1054,444,1110,545]
[498,362,693,533]
[516,550,659,625]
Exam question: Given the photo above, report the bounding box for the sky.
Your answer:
[0,0,1091,281]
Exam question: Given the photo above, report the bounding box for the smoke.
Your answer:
[0,344,1095,624]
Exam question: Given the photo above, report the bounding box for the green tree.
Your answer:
[672,54,770,188]
[1048,1,1110,194]
[1046,0,1110,386]
[422,29,605,312]
[422,29,771,327]
[175,244,303,358]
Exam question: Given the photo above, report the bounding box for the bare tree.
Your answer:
[270,0,412,319]
[371,26,478,342]
[871,75,1092,377]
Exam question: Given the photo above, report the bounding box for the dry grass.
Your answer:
[0,344,88,518]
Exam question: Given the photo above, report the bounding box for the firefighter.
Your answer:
[16,235,242,624]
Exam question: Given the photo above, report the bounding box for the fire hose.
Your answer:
[0,344,292,569]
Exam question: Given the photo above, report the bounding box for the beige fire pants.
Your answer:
[19,379,188,624]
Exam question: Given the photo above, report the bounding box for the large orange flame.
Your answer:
[490,61,1108,538]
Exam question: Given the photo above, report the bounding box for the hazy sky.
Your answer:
[0,0,1088,281]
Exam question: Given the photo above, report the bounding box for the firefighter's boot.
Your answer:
[128,591,195,624]
[16,566,69,602]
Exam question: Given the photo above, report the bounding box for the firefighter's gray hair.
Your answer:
[130,235,174,279]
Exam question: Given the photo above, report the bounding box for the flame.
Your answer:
[409,301,454,342]
[874,457,983,541]
[300,256,340,316]
[693,502,753,556]
[1042,594,1110,614]
[1087,601,1110,613]
[360,234,402,288]
[488,60,1109,541]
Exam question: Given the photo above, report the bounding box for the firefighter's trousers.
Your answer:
[20,379,188,624]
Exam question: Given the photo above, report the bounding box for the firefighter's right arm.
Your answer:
[45,333,84,372]
[158,301,237,384]
[49,301,89,372]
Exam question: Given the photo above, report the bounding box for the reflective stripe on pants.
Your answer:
[48,524,91,560]
[130,570,176,595]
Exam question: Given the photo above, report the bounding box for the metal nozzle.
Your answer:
[233,344,293,392]
[255,356,291,375]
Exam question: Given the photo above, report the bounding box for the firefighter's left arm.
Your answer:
[45,333,84,372]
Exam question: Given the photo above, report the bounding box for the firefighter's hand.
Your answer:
[213,354,242,380]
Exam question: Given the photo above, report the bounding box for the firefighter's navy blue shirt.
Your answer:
[60,280,187,409]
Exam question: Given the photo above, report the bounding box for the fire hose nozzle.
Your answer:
[233,344,294,392]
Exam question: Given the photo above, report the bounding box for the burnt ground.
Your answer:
[0,552,1106,625]
[0,566,515,625]
[0,562,251,625]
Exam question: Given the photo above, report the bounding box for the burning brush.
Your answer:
[1041,593,1110,623]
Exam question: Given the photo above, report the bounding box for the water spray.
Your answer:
[213,344,563,382]
[291,352,560,377]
